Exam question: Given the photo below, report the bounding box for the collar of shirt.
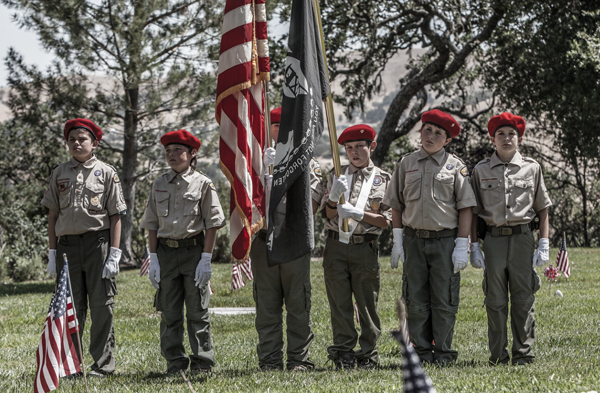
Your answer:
[166,167,194,183]
[490,151,524,168]
[417,146,446,165]
[68,155,97,169]
[348,159,375,178]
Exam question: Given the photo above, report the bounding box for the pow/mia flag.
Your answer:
[266,0,329,266]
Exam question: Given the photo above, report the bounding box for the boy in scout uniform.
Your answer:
[251,107,323,372]
[470,113,552,365]
[141,129,225,374]
[322,124,392,370]
[383,109,476,365]
[42,118,127,377]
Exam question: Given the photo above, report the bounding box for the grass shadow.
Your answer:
[0,281,55,296]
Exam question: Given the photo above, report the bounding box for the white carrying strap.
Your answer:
[338,166,377,244]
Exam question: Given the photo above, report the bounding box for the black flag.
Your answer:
[266,0,330,266]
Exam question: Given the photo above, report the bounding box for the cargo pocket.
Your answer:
[402,274,409,306]
[104,276,117,298]
[532,270,541,294]
[450,276,460,306]
[404,172,422,201]
[156,192,170,216]
[304,282,312,312]
[433,173,454,202]
[183,191,201,216]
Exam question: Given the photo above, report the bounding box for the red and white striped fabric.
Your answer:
[556,235,571,278]
[216,0,270,263]
[208,280,215,295]
[239,258,253,281]
[139,247,150,277]
[231,263,246,290]
[354,301,360,324]
[34,264,81,393]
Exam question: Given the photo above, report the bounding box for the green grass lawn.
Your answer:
[1,248,599,392]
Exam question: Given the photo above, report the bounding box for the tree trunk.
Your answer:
[120,87,139,265]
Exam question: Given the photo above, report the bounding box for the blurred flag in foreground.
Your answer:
[555,234,570,278]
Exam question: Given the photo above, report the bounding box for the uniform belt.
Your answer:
[59,229,109,242]
[327,230,378,244]
[404,227,457,239]
[487,224,530,236]
[159,232,204,248]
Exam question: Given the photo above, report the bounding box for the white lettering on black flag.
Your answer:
[266,0,329,266]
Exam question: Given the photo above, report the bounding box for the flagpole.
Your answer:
[63,253,89,393]
[310,0,348,232]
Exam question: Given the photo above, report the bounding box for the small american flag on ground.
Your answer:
[556,234,571,278]
[231,263,246,290]
[208,280,215,295]
[140,247,150,277]
[392,299,436,393]
[34,262,81,393]
[238,258,253,281]
[354,301,360,324]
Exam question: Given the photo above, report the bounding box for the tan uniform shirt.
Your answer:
[140,168,225,239]
[383,147,476,231]
[472,151,552,226]
[41,156,127,237]
[321,160,392,235]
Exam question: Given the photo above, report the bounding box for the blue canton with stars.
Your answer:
[49,263,73,321]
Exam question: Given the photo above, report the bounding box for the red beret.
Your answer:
[270,107,281,124]
[337,124,376,145]
[487,112,526,137]
[64,118,103,141]
[421,109,460,137]
[160,129,201,150]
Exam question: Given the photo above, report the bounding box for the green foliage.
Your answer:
[2,250,600,391]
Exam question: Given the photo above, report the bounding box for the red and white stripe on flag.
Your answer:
[556,235,571,278]
[231,263,246,291]
[35,286,80,393]
[140,247,150,277]
[216,0,270,263]
[239,258,253,281]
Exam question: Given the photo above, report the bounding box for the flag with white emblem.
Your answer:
[266,0,330,265]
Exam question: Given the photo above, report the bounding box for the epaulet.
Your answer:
[522,156,537,163]
[451,153,466,166]
[397,150,414,163]
[104,163,119,173]
[474,158,491,168]
[196,169,211,179]
[375,166,392,178]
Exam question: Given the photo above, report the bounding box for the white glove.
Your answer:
[470,242,485,270]
[337,203,364,221]
[532,238,550,267]
[47,249,57,278]
[102,247,122,279]
[390,228,404,269]
[149,253,160,289]
[263,147,276,169]
[195,252,213,288]
[329,175,349,203]
[452,237,469,274]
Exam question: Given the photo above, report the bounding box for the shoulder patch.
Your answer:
[460,167,468,177]
[209,182,216,190]
[314,166,322,177]
[113,173,120,183]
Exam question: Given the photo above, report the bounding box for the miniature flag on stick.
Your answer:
[140,247,150,277]
[34,262,81,393]
[231,263,246,291]
[391,299,436,393]
[239,258,253,281]
[556,233,570,278]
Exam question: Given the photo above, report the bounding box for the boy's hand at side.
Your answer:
[532,238,550,267]
[470,242,485,269]
[452,237,469,273]
[390,228,404,269]
[47,249,57,278]
[195,253,212,288]
[149,253,160,289]
[102,247,122,279]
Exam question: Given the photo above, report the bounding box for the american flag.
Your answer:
[392,300,436,393]
[556,234,571,278]
[354,301,360,324]
[231,263,246,290]
[34,262,81,393]
[238,258,253,281]
[140,247,150,277]
[216,0,270,264]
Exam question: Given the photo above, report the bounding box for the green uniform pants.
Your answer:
[56,229,116,374]
[323,236,381,364]
[250,234,314,370]
[482,229,541,365]
[402,234,459,364]
[155,239,214,371]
